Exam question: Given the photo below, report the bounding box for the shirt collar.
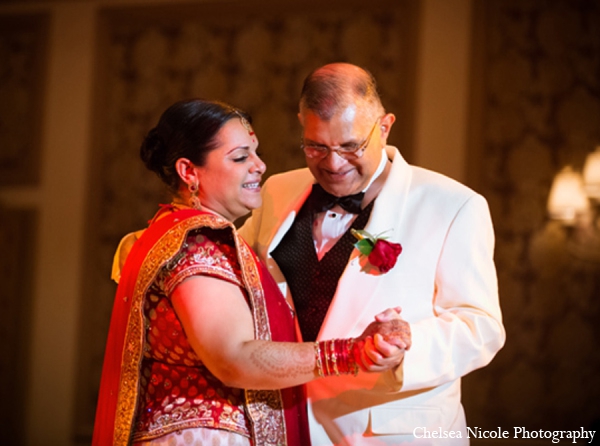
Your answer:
[362,148,388,192]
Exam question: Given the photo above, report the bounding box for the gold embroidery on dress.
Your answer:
[113,213,287,446]
[233,233,287,446]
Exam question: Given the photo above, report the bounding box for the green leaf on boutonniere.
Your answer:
[354,238,375,256]
[351,229,376,255]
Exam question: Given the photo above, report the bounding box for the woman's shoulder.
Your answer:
[159,226,244,296]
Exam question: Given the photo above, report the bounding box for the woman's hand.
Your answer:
[353,307,411,372]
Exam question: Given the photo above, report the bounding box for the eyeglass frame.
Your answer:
[300,116,382,160]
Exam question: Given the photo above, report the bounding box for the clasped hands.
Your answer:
[354,307,411,373]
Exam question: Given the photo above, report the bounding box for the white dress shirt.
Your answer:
[312,150,388,260]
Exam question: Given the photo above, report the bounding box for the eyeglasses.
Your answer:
[301,117,381,160]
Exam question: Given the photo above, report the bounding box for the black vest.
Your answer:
[271,199,374,342]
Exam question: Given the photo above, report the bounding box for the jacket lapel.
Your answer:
[267,181,314,255]
[262,175,314,311]
[318,147,413,339]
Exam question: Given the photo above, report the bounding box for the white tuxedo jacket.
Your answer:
[239,147,505,445]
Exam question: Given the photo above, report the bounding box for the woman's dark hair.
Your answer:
[140,98,251,192]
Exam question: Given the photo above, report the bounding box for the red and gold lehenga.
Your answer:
[92,207,309,446]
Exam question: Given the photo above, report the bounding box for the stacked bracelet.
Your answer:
[314,338,359,377]
[314,342,324,377]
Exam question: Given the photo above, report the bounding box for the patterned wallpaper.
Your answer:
[462,0,600,432]
[0,13,47,186]
[74,1,417,439]
[74,0,600,440]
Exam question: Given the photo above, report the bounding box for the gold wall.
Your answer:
[463,0,600,434]
[0,0,598,444]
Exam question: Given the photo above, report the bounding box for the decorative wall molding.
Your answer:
[0,13,48,186]
[0,205,36,445]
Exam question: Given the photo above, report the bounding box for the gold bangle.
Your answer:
[331,339,339,376]
[322,340,330,376]
[314,342,324,377]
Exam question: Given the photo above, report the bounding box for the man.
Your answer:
[240,63,505,445]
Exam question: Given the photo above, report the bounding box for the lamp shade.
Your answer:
[547,166,589,225]
[583,146,600,199]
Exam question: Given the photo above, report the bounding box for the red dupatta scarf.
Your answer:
[92,209,305,445]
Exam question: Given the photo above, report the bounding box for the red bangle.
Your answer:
[314,339,359,377]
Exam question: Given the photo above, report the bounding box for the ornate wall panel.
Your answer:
[464,0,600,433]
[0,13,48,186]
[74,1,418,441]
[0,205,36,445]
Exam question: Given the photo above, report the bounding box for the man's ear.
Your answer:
[174,158,199,186]
[379,113,396,143]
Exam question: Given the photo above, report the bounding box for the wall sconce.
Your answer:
[582,146,600,200]
[547,146,600,262]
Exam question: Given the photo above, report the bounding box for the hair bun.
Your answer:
[140,127,166,173]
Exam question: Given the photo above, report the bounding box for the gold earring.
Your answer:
[188,182,201,210]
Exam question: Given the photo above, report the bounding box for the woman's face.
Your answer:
[195,118,266,221]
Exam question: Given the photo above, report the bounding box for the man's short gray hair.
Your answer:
[299,63,385,120]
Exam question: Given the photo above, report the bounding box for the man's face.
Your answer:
[299,104,392,197]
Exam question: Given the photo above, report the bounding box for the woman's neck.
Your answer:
[169,200,233,222]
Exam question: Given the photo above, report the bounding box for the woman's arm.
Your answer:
[172,274,315,389]
[171,274,409,390]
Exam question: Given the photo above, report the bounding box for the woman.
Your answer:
[93,99,408,446]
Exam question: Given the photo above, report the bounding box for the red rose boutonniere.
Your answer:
[351,229,402,273]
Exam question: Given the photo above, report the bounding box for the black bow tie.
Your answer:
[309,183,365,214]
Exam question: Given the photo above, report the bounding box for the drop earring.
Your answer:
[188,182,202,210]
